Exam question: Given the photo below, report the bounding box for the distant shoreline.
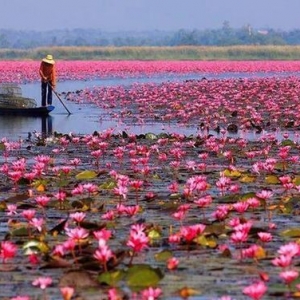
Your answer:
[1,45,300,60]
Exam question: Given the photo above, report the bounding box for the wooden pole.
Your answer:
[48,83,72,115]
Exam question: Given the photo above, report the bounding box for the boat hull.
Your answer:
[0,105,55,116]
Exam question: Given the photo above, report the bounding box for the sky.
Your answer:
[2,0,300,32]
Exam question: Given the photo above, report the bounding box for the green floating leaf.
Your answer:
[265,175,280,184]
[274,162,286,171]
[99,180,117,190]
[204,223,226,236]
[98,270,125,286]
[293,176,300,186]
[0,142,5,150]
[125,264,164,287]
[223,169,241,178]
[148,229,162,240]
[154,250,173,262]
[57,178,71,187]
[23,240,49,254]
[239,174,256,183]
[76,170,97,180]
[157,133,169,139]
[218,194,239,204]
[169,193,181,200]
[145,133,158,140]
[280,228,300,238]
[11,226,29,237]
[195,235,217,248]
[281,139,295,146]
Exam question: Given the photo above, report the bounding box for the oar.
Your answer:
[47,82,72,115]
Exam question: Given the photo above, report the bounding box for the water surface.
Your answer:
[0,72,298,140]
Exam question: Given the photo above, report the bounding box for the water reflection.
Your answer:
[41,116,53,136]
[0,115,53,139]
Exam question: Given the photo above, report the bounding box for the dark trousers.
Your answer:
[41,81,53,106]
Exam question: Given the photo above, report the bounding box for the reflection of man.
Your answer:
[41,116,53,136]
[39,54,56,107]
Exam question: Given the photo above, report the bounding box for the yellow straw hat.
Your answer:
[42,54,55,64]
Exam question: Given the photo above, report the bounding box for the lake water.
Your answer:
[0,72,297,140]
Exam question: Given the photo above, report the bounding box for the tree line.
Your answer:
[1,22,300,49]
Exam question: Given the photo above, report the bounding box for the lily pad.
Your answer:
[98,269,125,286]
[223,169,241,178]
[280,228,300,238]
[76,170,98,180]
[23,240,49,254]
[239,174,256,183]
[265,175,280,184]
[154,250,173,262]
[145,133,158,140]
[125,264,164,287]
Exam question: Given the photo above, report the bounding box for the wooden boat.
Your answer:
[0,105,55,116]
[0,83,55,116]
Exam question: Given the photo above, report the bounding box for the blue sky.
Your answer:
[2,0,300,31]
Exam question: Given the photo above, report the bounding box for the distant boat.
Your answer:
[0,83,54,116]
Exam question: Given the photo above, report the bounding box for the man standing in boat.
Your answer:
[39,54,56,107]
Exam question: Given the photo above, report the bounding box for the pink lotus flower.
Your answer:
[71,184,84,195]
[52,244,66,257]
[101,210,116,220]
[130,180,144,191]
[141,286,162,300]
[242,245,259,259]
[194,194,212,208]
[121,205,140,217]
[180,224,206,243]
[233,202,249,213]
[256,190,273,200]
[257,232,272,243]
[127,229,149,253]
[212,204,230,221]
[83,183,98,194]
[172,210,187,222]
[230,231,248,244]
[35,195,51,208]
[167,257,179,270]
[70,212,86,223]
[93,228,112,244]
[108,287,122,300]
[272,255,292,268]
[21,209,36,221]
[32,276,52,289]
[113,185,128,200]
[243,281,267,300]
[168,234,181,244]
[94,245,113,267]
[0,241,17,263]
[66,227,89,242]
[278,242,300,258]
[6,204,18,216]
[279,269,299,285]
[29,217,44,232]
[127,223,149,264]
[54,191,67,203]
[168,181,179,193]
